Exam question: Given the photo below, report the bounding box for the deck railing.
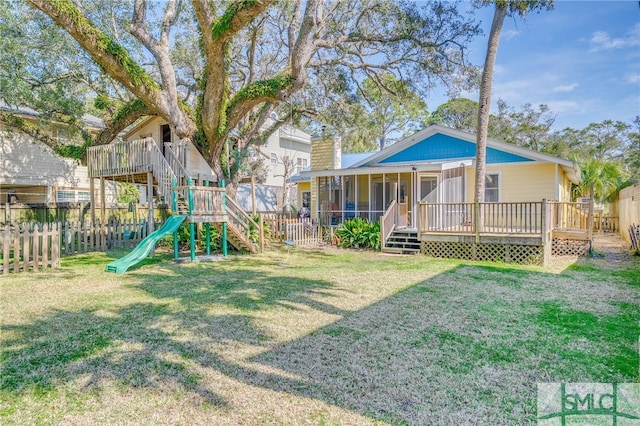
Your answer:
[419,201,550,235]
[87,138,186,207]
[164,142,190,187]
[419,200,592,238]
[550,201,590,230]
[380,200,398,250]
[87,139,153,177]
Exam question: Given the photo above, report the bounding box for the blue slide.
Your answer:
[106,215,186,274]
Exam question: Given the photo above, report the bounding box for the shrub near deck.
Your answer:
[1,248,638,424]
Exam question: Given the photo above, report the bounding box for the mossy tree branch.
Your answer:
[94,99,155,146]
[26,0,195,138]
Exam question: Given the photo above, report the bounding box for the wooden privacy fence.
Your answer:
[1,219,156,274]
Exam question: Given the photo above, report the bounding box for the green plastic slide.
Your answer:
[105,215,187,274]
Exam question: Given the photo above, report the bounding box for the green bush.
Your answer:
[158,223,221,252]
[335,218,380,251]
[249,214,271,243]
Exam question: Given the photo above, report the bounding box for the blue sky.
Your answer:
[428,1,640,130]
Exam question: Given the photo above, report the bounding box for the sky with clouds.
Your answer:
[428,1,640,131]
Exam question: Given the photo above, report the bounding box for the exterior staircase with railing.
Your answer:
[380,200,419,254]
[220,197,262,253]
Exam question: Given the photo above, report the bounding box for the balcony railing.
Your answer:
[87,139,153,178]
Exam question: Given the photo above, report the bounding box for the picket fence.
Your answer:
[1,219,155,274]
[1,223,60,274]
[263,215,321,245]
[1,215,325,274]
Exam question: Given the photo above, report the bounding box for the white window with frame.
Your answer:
[56,190,90,203]
[485,172,500,202]
[270,152,278,164]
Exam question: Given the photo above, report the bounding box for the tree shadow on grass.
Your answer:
[242,264,640,424]
[2,260,638,424]
[134,264,348,315]
[1,303,231,407]
[0,265,342,414]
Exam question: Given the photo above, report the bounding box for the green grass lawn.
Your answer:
[1,248,638,424]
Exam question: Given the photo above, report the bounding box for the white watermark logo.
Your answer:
[538,383,640,425]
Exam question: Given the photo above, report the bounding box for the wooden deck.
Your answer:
[421,232,543,245]
[411,200,594,264]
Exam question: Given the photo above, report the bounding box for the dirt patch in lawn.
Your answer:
[591,232,639,267]
[550,232,640,272]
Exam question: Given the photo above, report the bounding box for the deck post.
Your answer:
[221,180,228,257]
[172,178,179,259]
[474,200,480,243]
[205,181,211,256]
[259,212,265,253]
[99,177,106,224]
[541,199,550,266]
[188,178,195,261]
[541,199,548,245]
[99,177,106,249]
[146,172,154,235]
[89,177,96,224]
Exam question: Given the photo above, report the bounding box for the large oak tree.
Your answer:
[2,0,480,186]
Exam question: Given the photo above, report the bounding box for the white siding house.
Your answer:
[121,115,310,211]
[0,108,116,205]
[256,124,311,209]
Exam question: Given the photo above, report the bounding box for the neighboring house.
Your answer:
[299,125,581,227]
[252,122,311,210]
[0,105,116,206]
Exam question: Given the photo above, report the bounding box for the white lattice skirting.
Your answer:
[421,241,544,265]
[551,238,591,257]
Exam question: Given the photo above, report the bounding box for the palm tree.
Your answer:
[474,2,507,205]
[574,158,629,203]
[474,1,553,232]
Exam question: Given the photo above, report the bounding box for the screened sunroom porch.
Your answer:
[309,163,468,228]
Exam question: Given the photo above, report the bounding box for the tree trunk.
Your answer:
[475,3,507,205]
[475,3,506,236]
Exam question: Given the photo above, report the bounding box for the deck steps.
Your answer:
[383,229,421,254]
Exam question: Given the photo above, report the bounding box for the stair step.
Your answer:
[386,238,420,243]
[387,237,420,243]
[382,247,420,254]
[386,244,421,250]
[385,228,420,254]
